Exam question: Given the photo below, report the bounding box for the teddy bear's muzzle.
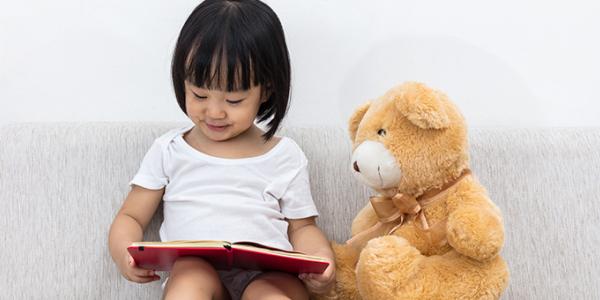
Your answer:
[351,140,402,190]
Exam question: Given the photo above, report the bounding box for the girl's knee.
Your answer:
[171,256,217,275]
[170,256,220,283]
[164,257,227,300]
[243,272,308,300]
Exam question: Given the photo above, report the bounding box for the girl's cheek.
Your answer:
[186,102,203,115]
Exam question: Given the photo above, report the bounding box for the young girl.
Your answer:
[108,0,336,299]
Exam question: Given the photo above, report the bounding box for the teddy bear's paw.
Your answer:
[355,236,422,298]
[447,207,504,262]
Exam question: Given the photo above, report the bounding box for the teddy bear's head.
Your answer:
[349,82,470,197]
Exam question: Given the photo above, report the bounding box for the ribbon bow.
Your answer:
[346,170,471,250]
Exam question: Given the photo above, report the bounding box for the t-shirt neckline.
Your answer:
[176,125,288,164]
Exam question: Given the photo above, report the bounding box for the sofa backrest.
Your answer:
[1,123,599,299]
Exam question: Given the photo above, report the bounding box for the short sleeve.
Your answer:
[279,162,319,219]
[129,140,168,190]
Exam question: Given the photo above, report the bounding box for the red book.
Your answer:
[128,240,329,274]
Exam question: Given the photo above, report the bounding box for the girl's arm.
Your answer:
[288,217,336,295]
[108,185,164,283]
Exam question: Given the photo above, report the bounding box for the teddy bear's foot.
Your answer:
[356,235,423,300]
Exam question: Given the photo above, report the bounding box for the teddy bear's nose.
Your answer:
[353,161,361,173]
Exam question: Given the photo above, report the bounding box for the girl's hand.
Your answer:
[298,260,336,295]
[119,252,161,284]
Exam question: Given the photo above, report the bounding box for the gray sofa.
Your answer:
[1,122,599,299]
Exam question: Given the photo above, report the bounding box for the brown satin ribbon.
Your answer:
[346,169,472,250]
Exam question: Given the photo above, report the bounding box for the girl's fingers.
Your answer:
[128,255,136,266]
[122,253,160,284]
[127,271,161,283]
[299,273,318,284]
[128,256,156,277]
[303,278,322,290]
[131,274,161,283]
[300,273,330,285]
[132,267,156,278]
[302,277,334,295]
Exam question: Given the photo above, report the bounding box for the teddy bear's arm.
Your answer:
[350,203,379,237]
[445,178,505,262]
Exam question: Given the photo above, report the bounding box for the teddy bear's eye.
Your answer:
[377,129,386,136]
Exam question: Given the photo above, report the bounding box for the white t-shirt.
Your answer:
[129,125,319,251]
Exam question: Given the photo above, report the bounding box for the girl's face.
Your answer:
[184,80,265,142]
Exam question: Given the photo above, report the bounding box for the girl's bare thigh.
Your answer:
[241,271,308,300]
[162,256,230,300]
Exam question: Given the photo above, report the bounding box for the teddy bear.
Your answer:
[317,82,509,300]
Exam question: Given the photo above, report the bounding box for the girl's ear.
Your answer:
[348,101,371,142]
[392,82,450,129]
[260,84,273,103]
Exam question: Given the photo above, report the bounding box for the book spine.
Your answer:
[224,242,234,270]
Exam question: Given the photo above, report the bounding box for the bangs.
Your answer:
[184,22,264,91]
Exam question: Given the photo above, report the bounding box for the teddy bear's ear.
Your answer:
[348,101,371,141]
[392,82,450,129]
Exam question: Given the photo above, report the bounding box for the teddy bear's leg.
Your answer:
[475,256,510,300]
[444,252,510,300]
[355,235,423,300]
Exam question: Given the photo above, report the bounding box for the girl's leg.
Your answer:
[241,271,308,300]
[162,256,230,300]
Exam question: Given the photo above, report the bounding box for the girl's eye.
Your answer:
[193,93,207,100]
[226,99,244,105]
[377,129,386,136]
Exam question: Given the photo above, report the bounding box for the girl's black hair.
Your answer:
[171,0,291,140]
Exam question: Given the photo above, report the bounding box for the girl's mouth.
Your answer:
[206,123,230,132]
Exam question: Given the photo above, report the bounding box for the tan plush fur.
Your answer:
[317,82,509,300]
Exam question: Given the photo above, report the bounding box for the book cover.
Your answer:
[127,240,329,274]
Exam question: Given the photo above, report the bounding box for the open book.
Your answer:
[128,240,329,274]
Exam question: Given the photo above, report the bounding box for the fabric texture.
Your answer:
[1,122,599,299]
[216,268,263,300]
[130,124,318,250]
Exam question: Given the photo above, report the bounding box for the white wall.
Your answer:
[2,0,599,128]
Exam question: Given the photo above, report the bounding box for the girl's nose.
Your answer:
[206,103,226,119]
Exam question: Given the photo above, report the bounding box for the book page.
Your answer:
[130,240,230,248]
[232,242,328,261]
